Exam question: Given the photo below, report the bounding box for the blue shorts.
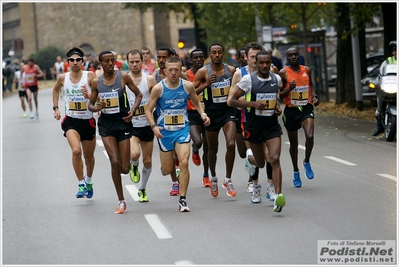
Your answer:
[157,124,191,152]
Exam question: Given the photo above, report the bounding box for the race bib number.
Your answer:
[211,81,230,103]
[25,74,35,85]
[133,99,148,119]
[255,93,277,116]
[68,96,87,111]
[290,86,308,106]
[197,92,205,109]
[163,109,185,131]
[100,92,120,114]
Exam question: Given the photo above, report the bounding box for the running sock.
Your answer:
[246,148,253,158]
[78,180,85,186]
[131,160,139,167]
[211,176,217,181]
[85,175,93,184]
[224,178,231,184]
[140,166,152,189]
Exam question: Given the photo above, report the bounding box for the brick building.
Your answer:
[2,2,194,59]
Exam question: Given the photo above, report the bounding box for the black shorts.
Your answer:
[188,110,204,126]
[244,123,282,144]
[205,106,236,132]
[26,85,38,93]
[282,103,315,132]
[98,116,133,143]
[132,125,154,142]
[18,90,27,98]
[61,116,96,141]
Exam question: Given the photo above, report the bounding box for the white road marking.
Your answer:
[144,214,173,239]
[103,150,108,159]
[285,142,305,150]
[377,173,397,182]
[125,184,140,201]
[324,156,356,166]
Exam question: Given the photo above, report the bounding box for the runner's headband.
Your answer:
[67,49,84,58]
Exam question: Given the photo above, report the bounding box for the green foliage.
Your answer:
[31,46,65,80]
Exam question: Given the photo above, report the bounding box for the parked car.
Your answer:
[366,53,385,72]
[361,64,380,106]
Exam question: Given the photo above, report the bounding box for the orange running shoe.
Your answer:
[192,150,201,166]
[115,201,126,214]
[222,180,237,197]
[210,178,218,198]
[202,176,211,187]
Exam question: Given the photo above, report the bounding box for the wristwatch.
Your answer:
[53,106,59,111]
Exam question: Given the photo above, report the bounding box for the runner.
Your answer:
[279,47,319,188]
[193,43,237,198]
[52,46,97,199]
[185,48,211,187]
[126,49,157,202]
[88,50,143,214]
[22,58,45,119]
[145,56,210,212]
[230,50,286,212]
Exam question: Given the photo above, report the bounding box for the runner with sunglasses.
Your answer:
[52,46,98,199]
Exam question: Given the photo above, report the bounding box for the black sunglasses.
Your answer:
[68,57,83,62]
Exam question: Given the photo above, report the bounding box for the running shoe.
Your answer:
[265,183,276,201]
[247,181,254,193]
[245,157,256,176]
[192,150,201,166]
[35,111,39,120]
[170,183,179,196]
[303,160,314,179]
[178,199,191,212]
[222,180,236,197]
[129,164,140,183]
[293,171,302,188]
[23,112,28,118]
[30,113,34,119]
[251,184,262,203]
[138,189,149,202]
[76,184,87,198]
[202,175,211,187]
[210,178,218,198]
[115,201,126,214]
[86,182,94,199]
[273,193,286,212]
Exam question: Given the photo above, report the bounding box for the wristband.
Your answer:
[151,124,157,129]
[201,113,207,117]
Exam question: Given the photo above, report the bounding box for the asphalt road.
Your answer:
[1,87,397,266]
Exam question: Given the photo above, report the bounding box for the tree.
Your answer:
[32,46,65,80]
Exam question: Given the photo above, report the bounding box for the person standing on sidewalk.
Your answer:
[126,49,157,202]
[145,56,210,212]
[279,47,319,188]
[52,46,97,199]
[88,50,142,214]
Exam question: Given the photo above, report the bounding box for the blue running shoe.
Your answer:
[293,171,302,188]
[303,160,314,179]
[76,184,87,198]
[86,182,94,198]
